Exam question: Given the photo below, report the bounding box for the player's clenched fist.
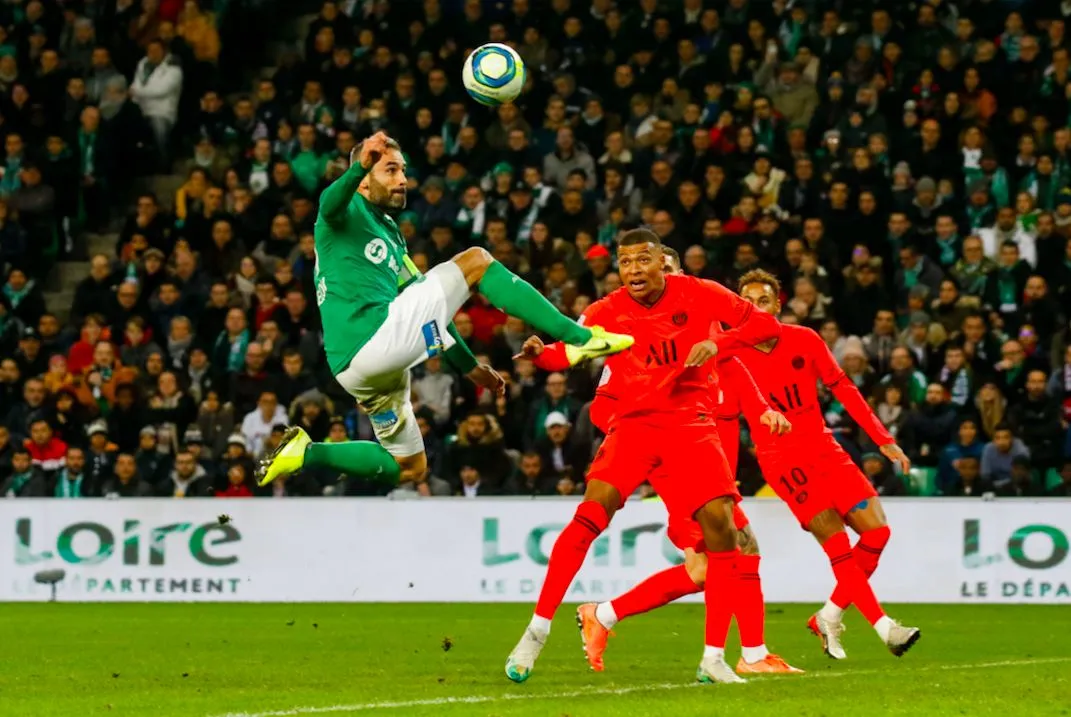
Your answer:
[759,410,792,435]
[467,363,506,396]
[684,339,719,367]
[354,131,392,170]
[514,335,545,359]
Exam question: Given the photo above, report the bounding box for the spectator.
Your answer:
[981,424,1030,490]
[861,453,906,496]
[101,453,154,498]
[894,244,944,313]
[240,391,287,457]
[1,447,45,497]
[535,411,589,482]
[53,446,89,498]
[901,383,957,467]
[412,356,454,428]
[507,451,557,496]
[25,417,68,484]
[525,372,581,448]
[949,455,991,497]
[3,268,47,328]
[217,462,254,498]
[997,456,1043,497]
[129,39,183,168]
[443,412,512,493]
[1008,370,1064,470]
[163,448,212,498]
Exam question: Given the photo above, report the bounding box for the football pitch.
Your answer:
[2,603,1068,716]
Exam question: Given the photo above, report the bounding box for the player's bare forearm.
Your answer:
[319,161,366,221]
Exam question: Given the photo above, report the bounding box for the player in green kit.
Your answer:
[257,132,633,487]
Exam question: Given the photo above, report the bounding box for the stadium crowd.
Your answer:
[3,0,1071,501]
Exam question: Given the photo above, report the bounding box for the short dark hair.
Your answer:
[738,268,782,295]
[994,422,1013,435]
[619,228,661,247]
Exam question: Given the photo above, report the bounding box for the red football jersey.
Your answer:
[736,323,894,452]
[582,274,779,420]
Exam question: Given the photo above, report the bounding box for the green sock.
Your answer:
[304,441,400,484]
[479,261,592,345]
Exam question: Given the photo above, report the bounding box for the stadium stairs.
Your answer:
[45,5,316,325]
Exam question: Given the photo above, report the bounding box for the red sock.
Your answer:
[829,525,891,609]
[823,531,885,625]
[611,564,701,620]
[854,525,890,576]
[734,553,765,648]
[534,501,609,620]
[703,549,738,648]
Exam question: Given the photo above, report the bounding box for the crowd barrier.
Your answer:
[2,498,1067,603]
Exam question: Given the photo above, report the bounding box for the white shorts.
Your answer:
[335,262,470,456]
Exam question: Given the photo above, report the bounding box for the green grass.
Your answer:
[1,603,1069,716]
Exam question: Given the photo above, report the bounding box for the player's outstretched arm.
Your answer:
[811,332,909,471]
[515,335,571,371]
[694,277,781,355]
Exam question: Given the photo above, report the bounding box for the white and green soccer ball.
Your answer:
[462,43,526,107]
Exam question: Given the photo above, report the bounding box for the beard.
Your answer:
[368,175,406,210]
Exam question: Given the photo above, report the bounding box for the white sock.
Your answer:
[819,600,845,623]
[741,644,769,664]
[528,615,552,637]
[874,615,894,642]
[702,645,725,661]
[594,601,618,629]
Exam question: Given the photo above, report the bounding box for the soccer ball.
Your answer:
[462,43,526,107]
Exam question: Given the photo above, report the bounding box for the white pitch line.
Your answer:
[211,657,1071,717]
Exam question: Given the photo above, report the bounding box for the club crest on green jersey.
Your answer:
[365,238,388,264]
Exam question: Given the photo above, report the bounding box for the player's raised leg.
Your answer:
[821,497,892,643]
[807,509,920,658]
[451,247,632,364]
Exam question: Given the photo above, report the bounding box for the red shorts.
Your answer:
[587,414,739,524]
[757,439,877,528]
[667,504,750,553]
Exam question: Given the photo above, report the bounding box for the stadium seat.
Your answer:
[906,468,938,497]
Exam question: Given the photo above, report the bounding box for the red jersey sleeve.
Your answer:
[688,277,781,355]
[719,356,770,425]
[530,301,610,372]
[810,332,895,447]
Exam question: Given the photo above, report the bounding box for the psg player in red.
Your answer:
[569,248,802,676]
[504,230,780,685]
[735,269,920,658]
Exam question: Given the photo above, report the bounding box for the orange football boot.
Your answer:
[576,603,614,672]
[735,654,805,674]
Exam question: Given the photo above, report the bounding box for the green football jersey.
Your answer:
[314,162,411,375]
